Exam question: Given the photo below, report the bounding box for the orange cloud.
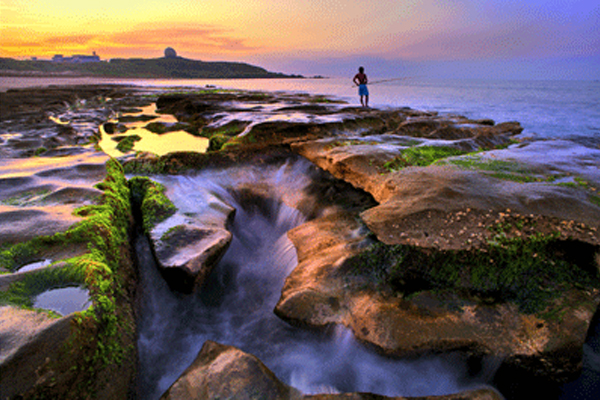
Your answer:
[109,25,258,53]
[0,24,261,59]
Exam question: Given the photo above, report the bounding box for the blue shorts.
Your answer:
[358,84,369,96]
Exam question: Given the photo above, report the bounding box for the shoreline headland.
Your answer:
[0,56,304,80]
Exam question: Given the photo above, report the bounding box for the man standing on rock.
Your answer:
[353,66,369,108]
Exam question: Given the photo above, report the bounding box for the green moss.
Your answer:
[383,146,468,172]
[114,134,141,153]
[129,176,177,233]
[0,226,91,273]
[554,176,599,205]
[160,225,186,241]
[0,159,136,396]
[245,92,271,100]
[574,177,590,188]
[308,95,342,104]
[226,132,257,146]
[199,121,247,139]
[0,262,86,307]
[208,134,231,152]
[221,141,241,151]
[556,182,578,188]
[488,172,540,183]
[349,231,599,315]
[66,158,135,392]
[447,155,547,183]
[0,188,53,207]
[144,121,189,134]
[202,121,249,151]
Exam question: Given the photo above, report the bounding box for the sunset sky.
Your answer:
[1,0,599,79]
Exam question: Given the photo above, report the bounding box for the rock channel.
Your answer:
[1,85,599,399]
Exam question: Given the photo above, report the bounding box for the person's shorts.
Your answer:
[359,84,369,96]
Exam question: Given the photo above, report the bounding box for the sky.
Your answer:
[1,0,599,79]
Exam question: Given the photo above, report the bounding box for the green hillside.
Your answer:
[0,57,302,79]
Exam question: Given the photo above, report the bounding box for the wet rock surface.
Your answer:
[1,86,144,399]
[0,154,109,245]
[0,307,74,399]
[1,85,599,399]
[160,341,301,400]
[150,208,234,293]
[0,85,141,158]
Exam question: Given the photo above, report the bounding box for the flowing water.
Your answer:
[135,160,495,399]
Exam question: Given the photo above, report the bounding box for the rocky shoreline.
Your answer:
[1,84,599,399]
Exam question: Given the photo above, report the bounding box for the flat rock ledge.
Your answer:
[290,137,600,250]
[161,340,502,400]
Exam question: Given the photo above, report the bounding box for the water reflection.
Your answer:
[34,287,91,315]
[98,103,208,157]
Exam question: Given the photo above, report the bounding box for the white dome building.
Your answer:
[164,47,177,59]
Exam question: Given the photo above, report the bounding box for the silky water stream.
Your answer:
[135,159,496,399]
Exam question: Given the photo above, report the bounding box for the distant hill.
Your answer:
[0,57,302,79]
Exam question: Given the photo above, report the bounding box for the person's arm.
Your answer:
[353,75,360,86]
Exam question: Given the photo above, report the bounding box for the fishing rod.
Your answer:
[368,77,413,85]
[351,76,414,88]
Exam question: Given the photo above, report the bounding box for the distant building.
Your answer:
[52,51,101,63]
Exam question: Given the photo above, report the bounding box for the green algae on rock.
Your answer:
[129,176,177,233]
[0,159,137,399]
[348,233,600,315]
[383,145,470,172]
[114,134,142,153]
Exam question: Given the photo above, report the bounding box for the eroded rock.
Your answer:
[146,185,235,293]
[0,306,73,399]
[0,155,108,244]
[3,84,599,399]
[161,341,300,400]
[152,224,232,293]
[275,197,599,396]
[161,341,503,400]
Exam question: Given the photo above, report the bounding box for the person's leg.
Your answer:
[365,94,369,107]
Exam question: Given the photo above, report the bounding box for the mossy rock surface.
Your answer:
[0,159,138,399]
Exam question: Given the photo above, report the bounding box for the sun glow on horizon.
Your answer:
[1,0,598,78]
